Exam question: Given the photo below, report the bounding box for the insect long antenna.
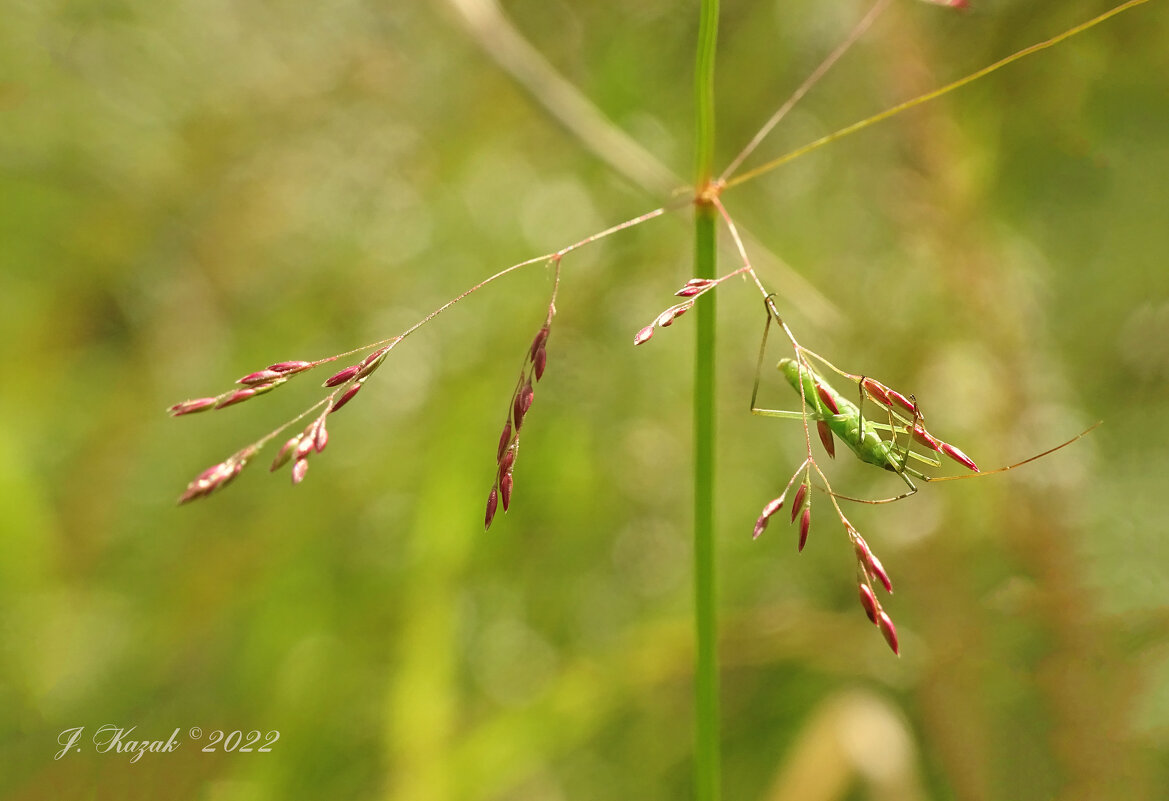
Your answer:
[921,422,1102,483]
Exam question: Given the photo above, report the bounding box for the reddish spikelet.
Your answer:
[520,380,534,414]
[911,424,941,452]
[790,483,808,523]
[498,447,516,478]
[941,441,979,472]
[178,447,255,504]
[752,515,769,540]
[324,365,360,387]
[357,345,392,379]
[798,507,811,552]
[485,485,499,530]
[295,431,316,461]
[269,360,312,374]
[634,325,655,345]
[215,388,256,409]
[854,537,872,564]
[512,391,528,430]
[858,583,880,624]
[887,389,917,416]
[237,369,283,386]
[533,346,548,381]
[499,472,513,511]
[877,611,900,655]
[168,398,218,416]
[816,420,836,458]
[291,457,309,485]
[497,421,512,461]
[867,552,894,594]
[656,302,694,328]
[753,496,785,539]
[497,424,514,464]
[330,383,362,412]
[249,378,285,396]
[178,463,230,504]
[314,419,329,453]
[529,327,549,360]
[270,435,302,471]
[861,378,892,408]
[919,0,968,9]
[815,383,840,415]
[675,278,715,297]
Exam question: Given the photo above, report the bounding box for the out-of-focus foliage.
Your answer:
[2,1,1167,799]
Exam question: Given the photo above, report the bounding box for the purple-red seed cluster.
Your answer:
[167,359,316,418]
[752,479,813,551]
[173,342,397,504]
[486,322,551,530]
[633,278,716,345]
[852,532,899,655]
[177,446,258,504]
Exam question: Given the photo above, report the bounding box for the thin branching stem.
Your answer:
[719,0,892,182]
[724,0,1151,190]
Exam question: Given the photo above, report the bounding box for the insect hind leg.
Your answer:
[827,470,919,505]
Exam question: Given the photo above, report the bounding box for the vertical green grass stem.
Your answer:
[693,1,719,800]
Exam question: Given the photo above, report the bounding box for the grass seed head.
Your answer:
[500,472,513,511]
[816,420,835,458]
[497,421,513,462]
[533,346,548,381]
[498,447,516,477]
[674,279,714,298]
[867,552,894,594]
[324,365,360,387]
[815,383,840,415]
[357,345,392,379]
[940,441,979,472]
[877,611,900,655]
[237,369,283,385]
[178,447,256,504]
[330,383,362,412]
[861,377,892,408]
[858,583,880,624]
[512,390,528,430]
[215,388,256,409]
[485,485,499,530]
[291,457,309,485]
[798,507,811,552]
[633,325,655,346]
[790,483,808,522]
[529,327,550,360]
[911,424,941,452]
[295,431,316,461]
[169,398,218,416]
[268,361,312,374]
[753,496,785,539]
[270,435,302,471]
[887,388,917,416]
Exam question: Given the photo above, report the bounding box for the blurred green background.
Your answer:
[2,0,1167,799]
